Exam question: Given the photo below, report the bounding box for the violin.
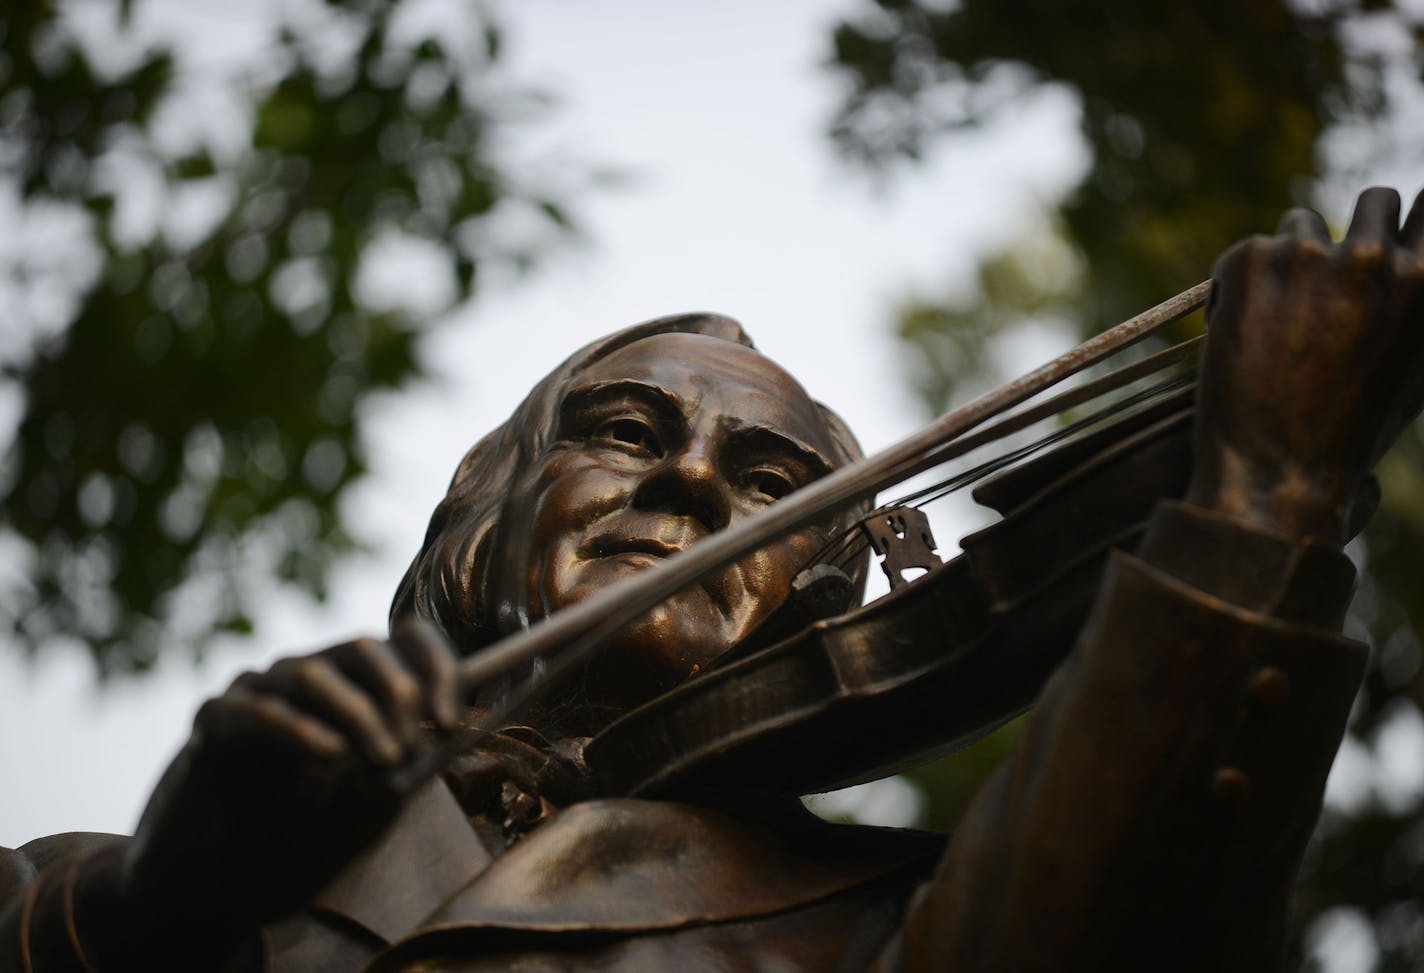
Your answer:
[587,387,1195,797]
[404,281,1213,797]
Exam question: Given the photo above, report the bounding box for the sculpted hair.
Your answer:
[388,313,868,655]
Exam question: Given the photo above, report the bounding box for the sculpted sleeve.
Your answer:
[888,499,1366,972]
[0,834,129,973]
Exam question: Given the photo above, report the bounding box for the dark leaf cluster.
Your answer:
[1,1,575,674]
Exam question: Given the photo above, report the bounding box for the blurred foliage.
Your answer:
[0,1,577,674]
[828,0,1424,967]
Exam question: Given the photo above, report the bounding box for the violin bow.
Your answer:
[392,279,1212,789]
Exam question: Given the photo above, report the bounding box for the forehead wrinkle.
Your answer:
[576,337,836,461]
[715,380,836,453]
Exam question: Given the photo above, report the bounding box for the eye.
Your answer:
[742,467,797,501]
[595,417,663,457]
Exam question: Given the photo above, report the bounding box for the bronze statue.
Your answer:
[4,187,1424,971]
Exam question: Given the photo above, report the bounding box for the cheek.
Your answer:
[523,455,640,604]
[719,531,823,622]
[529,454,635,534]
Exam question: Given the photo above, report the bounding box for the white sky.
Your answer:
[3,4,1421,909]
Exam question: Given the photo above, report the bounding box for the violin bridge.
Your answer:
[860,506,942,590]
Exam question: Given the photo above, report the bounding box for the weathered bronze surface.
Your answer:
[4,187,1424,971]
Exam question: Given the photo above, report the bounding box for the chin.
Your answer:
[538,558,746,700]
[561,603,723,707]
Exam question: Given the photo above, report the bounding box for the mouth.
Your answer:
[581,525,731,614]
[590,536,684,559]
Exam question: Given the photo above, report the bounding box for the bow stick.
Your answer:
[457,280,1212,692]
[391,279,1212,790]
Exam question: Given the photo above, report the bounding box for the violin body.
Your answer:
[587,390,1196,797]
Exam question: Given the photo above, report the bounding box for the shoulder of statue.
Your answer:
[2,832,128,912]
[13,832,126,874]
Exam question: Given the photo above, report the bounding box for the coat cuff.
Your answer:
[1138,499,1356,631]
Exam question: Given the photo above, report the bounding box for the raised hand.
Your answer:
[1188,187,1424,546]
[106,620,462,959]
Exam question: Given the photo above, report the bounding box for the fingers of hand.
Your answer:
[1402,189,1424,254]
[211,630,460,771]
[390,618,463,731]
[1276,207,1330,242]
[197,688,347,761]
[1345,186,1402,246]
[331,638,429,752]
[1274,189,1424,280]
[267,650,411,766]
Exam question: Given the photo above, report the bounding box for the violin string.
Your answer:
[800,340,1201,575]
[814,375,1195,576]
[808,380,1193,575]
[803,387,1190,581]
[894,374,1197,510]
[869,337,1202,499]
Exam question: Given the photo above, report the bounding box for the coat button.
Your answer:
[1211,766,1252,807]
[1247,667,1290,712]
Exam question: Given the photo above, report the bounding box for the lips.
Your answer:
[589,536,683,559]
[578,521,734,614]
[583,520,705,561]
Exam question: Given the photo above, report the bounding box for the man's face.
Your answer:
[505,332,841,713]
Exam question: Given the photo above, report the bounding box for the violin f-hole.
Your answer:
[861,506,942,589]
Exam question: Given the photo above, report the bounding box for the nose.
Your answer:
[630,438,731,533]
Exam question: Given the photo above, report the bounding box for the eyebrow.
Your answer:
[561,379,835,477]
[561,380,685,425]
[730,424,835,480]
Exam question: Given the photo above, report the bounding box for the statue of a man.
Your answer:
[4,188,1423,972]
